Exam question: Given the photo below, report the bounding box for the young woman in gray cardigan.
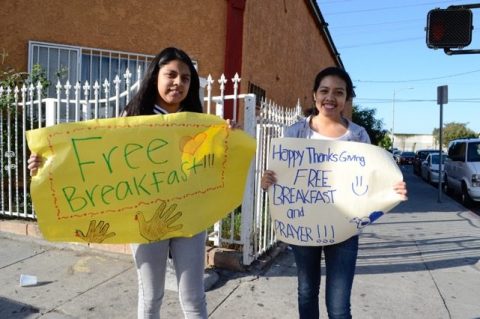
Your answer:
[261,67,407,319]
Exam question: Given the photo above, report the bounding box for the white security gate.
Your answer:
[0,69,302,265]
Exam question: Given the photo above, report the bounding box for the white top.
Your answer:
[308,126,349,141]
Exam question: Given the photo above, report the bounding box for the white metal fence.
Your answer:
[0,69,302,265]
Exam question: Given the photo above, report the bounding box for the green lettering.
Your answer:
[186,157,203,174]
[116,181,133,200]
[62,186,87,212]
[147,138,168,164]
[84,184,99,208]
[124,143,143,169]
[180,162,189,182]
[100,185,115,205]
[167,171,180,184]
[101,146,118,174]
[133,174,151,195]
[71,137,102,182]
[151,171,165,192]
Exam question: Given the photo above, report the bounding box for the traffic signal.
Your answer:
[426,8,473,49]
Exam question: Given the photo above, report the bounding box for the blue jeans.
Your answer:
[291,235,358,319]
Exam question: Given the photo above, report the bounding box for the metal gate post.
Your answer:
[241,94,256,265]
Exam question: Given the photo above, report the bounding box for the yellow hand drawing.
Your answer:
[179,128,227,174]
[135,201,183,242]
[179,132,207,155]
[75,220,116,243]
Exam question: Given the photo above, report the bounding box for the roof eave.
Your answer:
[305,0,344,69]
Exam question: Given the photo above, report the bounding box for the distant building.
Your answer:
[393,133,438,152]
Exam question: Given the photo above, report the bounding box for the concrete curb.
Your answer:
[0,219,257,271]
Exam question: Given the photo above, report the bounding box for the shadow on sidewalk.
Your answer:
[356,232,480,274]
[253,167,480,279]
[0,296,40,319]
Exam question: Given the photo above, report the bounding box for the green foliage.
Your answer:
[55,65,69,81]
[0,60,50,215]
[0,63,49,112]
[378,134,393,150]
[220,207,242,241]
[432,122,478,148]
[351,104,388,147]
[29,64,50,95]
[0,67,28,88]
[206,206,243,249]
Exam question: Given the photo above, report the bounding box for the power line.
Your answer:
[338,36,423,49]
[332,23,423,38]
[329,18,423,30]
[319,0,461,15]
[317,0,354,5]
[354,69,480,83]
[356,98,480,104]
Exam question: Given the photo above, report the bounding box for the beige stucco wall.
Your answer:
[0,0,226,79]
[1,0,344,117]
[242,1,339,111]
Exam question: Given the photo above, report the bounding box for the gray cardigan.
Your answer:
[284,116,371,144]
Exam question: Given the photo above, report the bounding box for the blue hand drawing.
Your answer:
[350,217,370,229]
[368,211,384,223]
[350,211,384,229]
[352,175,368,196]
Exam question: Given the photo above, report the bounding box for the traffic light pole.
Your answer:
[444,3,480,55]
[448,3,480,9]
[444,48,480,55]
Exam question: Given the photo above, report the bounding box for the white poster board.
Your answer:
[268,138,404,246]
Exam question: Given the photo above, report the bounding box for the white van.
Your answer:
[443,138,480,205]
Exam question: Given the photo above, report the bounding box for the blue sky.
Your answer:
[317,0,480,135]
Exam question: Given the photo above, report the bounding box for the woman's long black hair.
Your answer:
[123,47,203,116]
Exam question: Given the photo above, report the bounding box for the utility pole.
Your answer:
[437,85,448,202]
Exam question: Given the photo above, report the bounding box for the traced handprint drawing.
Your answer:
[350,211,384,229]
[179,132,207,155]
[75,220,116,243]
[135,200,183,242]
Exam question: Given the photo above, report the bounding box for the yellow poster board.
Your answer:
[268,138,404,246]
[26,112,256,244]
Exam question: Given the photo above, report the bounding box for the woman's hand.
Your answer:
[226,119,242,130]
[261,170,277,191]
[394,181,408,201]
[27,154,43,176]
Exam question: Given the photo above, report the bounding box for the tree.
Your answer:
[351,104,388,146]
[432,122,477,148]
[378,134,393,150]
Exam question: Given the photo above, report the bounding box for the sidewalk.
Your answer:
[1,166,480,319]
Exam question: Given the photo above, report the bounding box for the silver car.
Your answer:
[421,153,445,184]
[444,138,480,205]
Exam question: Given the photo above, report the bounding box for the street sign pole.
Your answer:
[437,85,448,202]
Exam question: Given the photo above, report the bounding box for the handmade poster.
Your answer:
[268,138,404,246]
[26,112,256,244]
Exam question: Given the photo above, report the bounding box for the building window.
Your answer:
[28,41,154,96]
[248,82,266,110]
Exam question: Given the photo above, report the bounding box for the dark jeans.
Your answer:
[291,235,359,319]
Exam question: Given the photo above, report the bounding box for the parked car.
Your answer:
[413,149,439,175]
[396,151,415,165]
[420,153,445,184]
[392,150,402,162]
[443,138,480,205]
